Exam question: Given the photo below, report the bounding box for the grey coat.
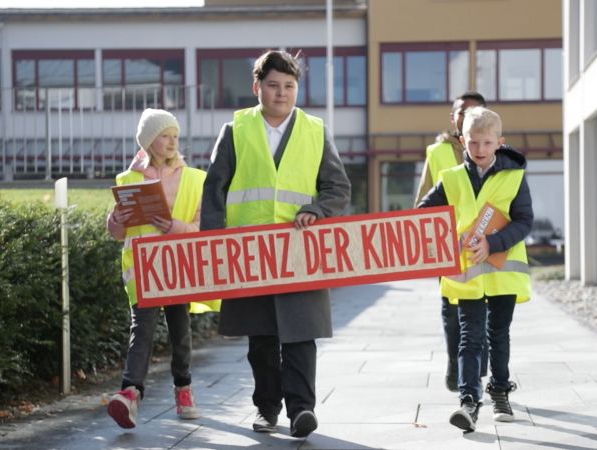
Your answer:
[200,109,351,343]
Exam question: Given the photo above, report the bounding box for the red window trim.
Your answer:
[12,49,95,111]
[476,38,562,50]
[103,48,186,110]
[379,42,469,106]
[476,38,563,102]
[196,47,367,110]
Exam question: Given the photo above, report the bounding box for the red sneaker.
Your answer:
[108,386,140,429]
[175,385,199,419]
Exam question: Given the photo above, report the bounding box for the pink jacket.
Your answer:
[107,149,201,241]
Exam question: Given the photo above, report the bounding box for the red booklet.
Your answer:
[111,179,171,227]
[462,202,509,269]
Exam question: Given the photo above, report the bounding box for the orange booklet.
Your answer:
[462,202,509,269]
[111,179,172,227]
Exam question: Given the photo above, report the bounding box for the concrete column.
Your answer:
[565,130,581,280]
[580,117,597,285]
[95,49,103,111]
[184,46,196,162]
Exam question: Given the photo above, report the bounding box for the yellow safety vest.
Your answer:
[226,106,324,226]
[117,167,220,313]
[440,165,531,303]
[427,141,459,185]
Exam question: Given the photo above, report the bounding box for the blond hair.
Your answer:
[462,106,502,138]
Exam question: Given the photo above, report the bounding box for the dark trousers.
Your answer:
[122,304,192,397]
[457,295,516,402]
[442,297,489,377]
[247,335,316,419]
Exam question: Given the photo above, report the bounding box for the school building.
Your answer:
[0,0,565,240]
[563,0,597,285]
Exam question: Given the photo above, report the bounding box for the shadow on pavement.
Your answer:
[171,416,379,450]
[331,282,412,330]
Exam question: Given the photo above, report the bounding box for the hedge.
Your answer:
[0,200,217,395]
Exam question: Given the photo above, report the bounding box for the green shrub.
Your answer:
[0,200,216,395]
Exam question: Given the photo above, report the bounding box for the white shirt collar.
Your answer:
[262,108,294,135]
[262,108,294,155]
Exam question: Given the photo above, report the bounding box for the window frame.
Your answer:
[12,49,95,111]
[196,46,367,110]
[379,41,469,105]
[102,48,186,110]
[476,39,563,103]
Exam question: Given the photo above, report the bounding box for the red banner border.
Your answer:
[133,206,460,308]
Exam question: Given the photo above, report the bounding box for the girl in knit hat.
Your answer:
[106,108,219,429]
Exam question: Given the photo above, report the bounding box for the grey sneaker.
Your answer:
[290,410,318,438]
[449,394,480,432]
[486,381,517,422]
[252,411,277,433]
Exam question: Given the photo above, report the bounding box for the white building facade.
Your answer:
[0,4,368,212]
[563,0,597,284]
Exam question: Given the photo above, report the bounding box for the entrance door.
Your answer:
[370,157,423,213]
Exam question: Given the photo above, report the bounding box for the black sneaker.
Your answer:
[290,410,318,438]
[486,381,517,422]
[252,411,278,433]
[449,394,480,432]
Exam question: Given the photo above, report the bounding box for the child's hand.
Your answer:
[294,212,317,229]
[466,232,489,265]
[113,203,134,226]
[151,215,173,233]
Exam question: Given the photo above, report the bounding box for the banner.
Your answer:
[133,206,461,308]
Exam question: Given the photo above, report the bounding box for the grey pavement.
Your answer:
[3,277,597,449]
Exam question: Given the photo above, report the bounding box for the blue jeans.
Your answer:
[457,295,516,402]
[442,297,489,377]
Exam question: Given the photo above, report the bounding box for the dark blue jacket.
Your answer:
[417,145,533,255]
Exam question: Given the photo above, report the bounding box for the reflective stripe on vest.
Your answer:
[227,106,323,227]
[226,187,313,206]
[440,165,531,303]
[116,167,206,306]
[447,260,530,283]
[427,141,459,185]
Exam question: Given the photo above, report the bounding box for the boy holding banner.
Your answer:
[200,50,350,438]
[418,107,533,432]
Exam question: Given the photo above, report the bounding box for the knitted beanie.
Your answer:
[135,108,180,151]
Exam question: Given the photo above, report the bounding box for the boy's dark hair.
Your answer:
[456,91,487,107]
[253,50,302,82]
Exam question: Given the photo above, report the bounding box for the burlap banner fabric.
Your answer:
[133,206,461,308]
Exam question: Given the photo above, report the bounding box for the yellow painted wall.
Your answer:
[368,0,563,134]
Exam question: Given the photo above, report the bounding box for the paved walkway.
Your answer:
[3,277,597,449]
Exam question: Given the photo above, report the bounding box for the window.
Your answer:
[13,50,95,110]
[102,49,185,110]
[196,47,366,109]
[476,40,562,102]
[297,47,367,107]
[381,42,469,104]
[585,0,597,66]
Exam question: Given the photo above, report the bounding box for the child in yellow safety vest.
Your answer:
[106,108,219,429]
[200,50,351,439]
[414,91,488,394]
[418,106,533,432]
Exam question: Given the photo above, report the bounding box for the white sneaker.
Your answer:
[108,386,140,429]
[175,385,200,419]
